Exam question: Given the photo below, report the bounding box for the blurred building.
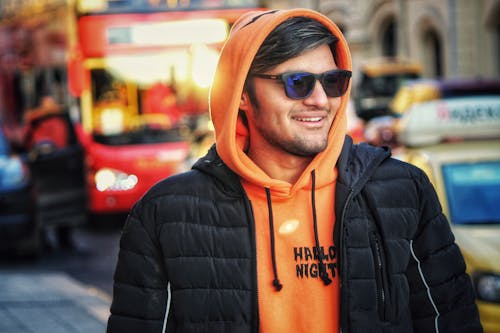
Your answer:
[266,0,500,83]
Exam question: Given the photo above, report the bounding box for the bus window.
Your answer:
[51,67,69,106]
[91,69,128,106]
[14,66,68,111]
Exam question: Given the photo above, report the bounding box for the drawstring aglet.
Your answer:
[320,271,332,286]
[273,278,283,291]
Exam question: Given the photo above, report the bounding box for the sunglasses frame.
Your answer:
[252,69,352,100]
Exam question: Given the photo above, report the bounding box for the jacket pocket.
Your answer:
[369,231,391,321]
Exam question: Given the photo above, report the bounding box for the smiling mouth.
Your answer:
[293,116,324,122]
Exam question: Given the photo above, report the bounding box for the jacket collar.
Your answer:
[193,137,392,198]
[336,136,392,191]
[192,144,243,196]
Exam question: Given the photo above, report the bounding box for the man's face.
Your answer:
[242,44,342,157]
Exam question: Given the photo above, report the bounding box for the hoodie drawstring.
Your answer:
[264,170,332,291]
[265,187,283,291]
[311,170,332,286]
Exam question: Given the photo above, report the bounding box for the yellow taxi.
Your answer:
[353,57,421,121]
[395,96,500,333]
[391,78,500,116]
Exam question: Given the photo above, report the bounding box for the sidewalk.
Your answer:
[0,271,110,333]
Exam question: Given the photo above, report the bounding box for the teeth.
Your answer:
[294,117,322,122]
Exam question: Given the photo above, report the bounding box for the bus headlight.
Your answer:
[95,168,138,192]
[78,0,107,13]
[475,273,500,303]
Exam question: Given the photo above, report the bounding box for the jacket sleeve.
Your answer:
[107,200,169,333]
[406,170,483,333]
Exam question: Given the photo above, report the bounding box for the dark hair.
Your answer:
[244,16,339,107]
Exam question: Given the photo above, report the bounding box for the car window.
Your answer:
[360,73,419,97]
[442,161,500,225]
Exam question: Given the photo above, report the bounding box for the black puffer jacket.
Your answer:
[107,137,482,333]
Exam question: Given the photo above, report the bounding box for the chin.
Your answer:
[289,142,328,157]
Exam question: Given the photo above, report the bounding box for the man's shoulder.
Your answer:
[142,169,212,202]
[138,163,243,207]
[127,170,215,221]
[344,138,425,181]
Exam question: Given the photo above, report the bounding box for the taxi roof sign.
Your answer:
[398,96,500,147]
[360,57,422,77]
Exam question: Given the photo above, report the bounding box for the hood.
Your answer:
[209,8,352,195]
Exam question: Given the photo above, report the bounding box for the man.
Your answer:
[24,96,70,151]
[107,8,482,333]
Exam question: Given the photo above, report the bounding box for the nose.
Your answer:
[303,79,329,108]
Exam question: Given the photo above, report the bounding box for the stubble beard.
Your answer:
[279,135,329,157]
[255,119,330,157]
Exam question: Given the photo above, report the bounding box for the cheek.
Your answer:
[254,90,292,119]
[329,98,343,115]
[255,81,290,107]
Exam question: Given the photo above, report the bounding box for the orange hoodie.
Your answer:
[209,8,352,333]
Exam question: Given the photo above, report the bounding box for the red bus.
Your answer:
[0,0,263,217]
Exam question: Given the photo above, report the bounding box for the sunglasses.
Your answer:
[252,69,352,100]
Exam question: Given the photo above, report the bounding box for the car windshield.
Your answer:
[442,161,500,225]
[90,67,185,145]
[362,73,419,97]
[88,47,219,146]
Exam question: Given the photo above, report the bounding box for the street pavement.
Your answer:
[0,271,110,333]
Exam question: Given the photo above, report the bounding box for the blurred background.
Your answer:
[0,0,499,332]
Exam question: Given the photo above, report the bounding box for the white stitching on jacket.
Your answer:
[162,282,171,333]
[410,240,440,333]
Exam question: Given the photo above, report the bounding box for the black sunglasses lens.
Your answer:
[323,71,350,97]
[284,73,316,99]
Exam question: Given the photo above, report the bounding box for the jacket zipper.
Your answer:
[369,231,389,321]
[243,192,259,333]
[338,187,354,333]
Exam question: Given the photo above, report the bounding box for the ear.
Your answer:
[239,91,251,111]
